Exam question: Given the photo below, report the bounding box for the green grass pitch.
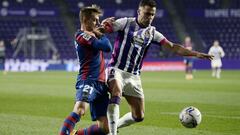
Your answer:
[0,70,240,135]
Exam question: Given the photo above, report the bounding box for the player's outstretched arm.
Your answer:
[163,42,213,60]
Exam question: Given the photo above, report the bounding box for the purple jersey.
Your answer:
[108,17,168,75]
[75,30,111,82]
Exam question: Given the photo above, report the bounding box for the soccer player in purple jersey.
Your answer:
[59,5,112,135]
[101,0,213,134]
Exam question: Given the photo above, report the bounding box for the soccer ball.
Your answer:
[179,106,202,128]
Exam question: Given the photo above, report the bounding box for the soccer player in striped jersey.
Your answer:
[59,5,112,135]
[102,0,213,134]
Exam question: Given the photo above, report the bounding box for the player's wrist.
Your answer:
[102,22,113,33]
[93,29,104,38]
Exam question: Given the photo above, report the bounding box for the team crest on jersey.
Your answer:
[132,36,144,46]
[145,29,151,39]
[132,27,153,47]
[82,33,92,41]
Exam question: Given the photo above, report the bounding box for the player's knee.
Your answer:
[133,116,144,122]
[102,126,109,134]
[97,124,109,134]
[97,118,109,134]
[111,90,121,97]
[73,102,86,116]
[132,113,144,122]
[108,80,122,97]
[73,107,85,116]
[109,86,121,97]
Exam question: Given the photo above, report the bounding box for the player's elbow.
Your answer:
[101,40,112,52]
[99,43,112,52]
[105,43,112,52]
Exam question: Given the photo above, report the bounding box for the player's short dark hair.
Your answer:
[139,0,157,8]
[79,5,102,23]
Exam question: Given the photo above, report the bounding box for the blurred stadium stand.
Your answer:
[173,0,240,59]
[0,0,240,69]
[0,0,74,60]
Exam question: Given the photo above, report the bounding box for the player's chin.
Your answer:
[146,21,151,25]
[143,22,150,27]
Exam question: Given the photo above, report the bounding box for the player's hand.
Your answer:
[101,17,115,33]
[196,52,214,60]
[97,26,107,33]
[101,17,115,25]
[93,27,104,38]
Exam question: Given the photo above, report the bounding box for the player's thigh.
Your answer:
[108,79,122,96]
[107,67,123,96]
[125,95,145,118]
[89,89,109,121]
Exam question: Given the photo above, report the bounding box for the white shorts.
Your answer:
[211,59,222,68]
[107,67,144,98]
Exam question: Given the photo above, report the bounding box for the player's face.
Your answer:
[185,37,191,43]
[86,13,100,31]
[138,6,156,27]
[213,40,219,46]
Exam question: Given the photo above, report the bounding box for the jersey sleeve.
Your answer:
[152,30,172,46]
[112,17,128,32]
[75,32,96,46]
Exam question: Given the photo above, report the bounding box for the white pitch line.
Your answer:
[160,112,240,119]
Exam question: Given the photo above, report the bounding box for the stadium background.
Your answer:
[0,0,240,135]
[1,0,240,71]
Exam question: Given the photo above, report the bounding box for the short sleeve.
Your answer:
[152,30,169,46]
[113,17,128,32]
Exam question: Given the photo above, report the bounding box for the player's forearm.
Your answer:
[93,35,112,52]
[172,44,198,57]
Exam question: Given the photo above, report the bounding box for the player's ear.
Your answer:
[83,16,90,24]
[137,9,140,15]
[82,16,87,24]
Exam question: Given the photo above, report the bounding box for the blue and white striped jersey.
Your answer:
[108,17,168,75]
